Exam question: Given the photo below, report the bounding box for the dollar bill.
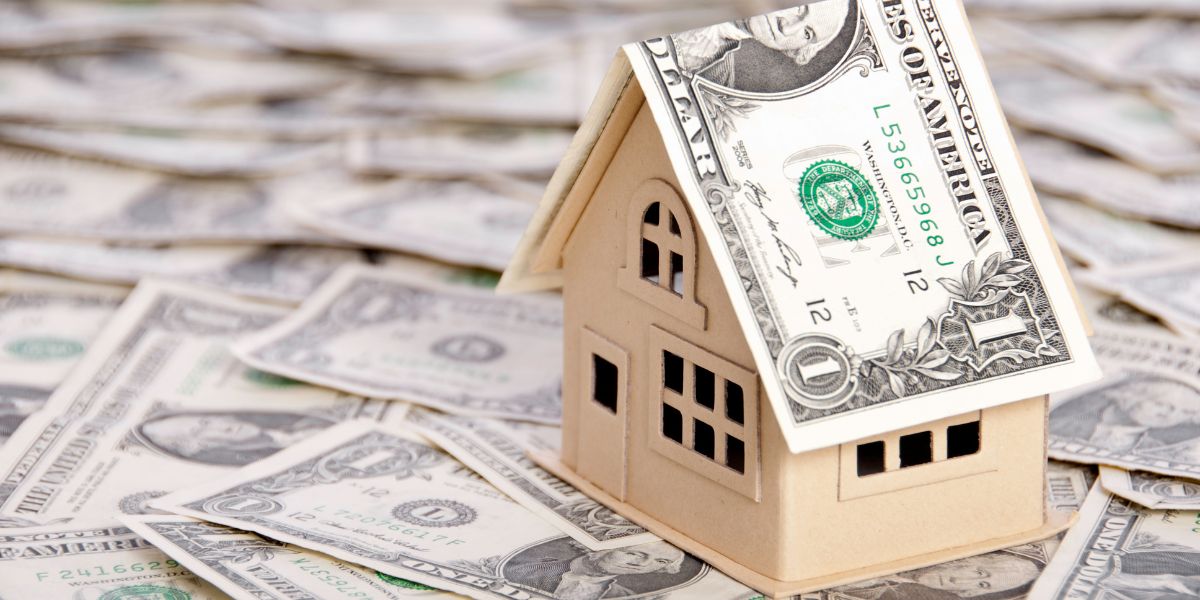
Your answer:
[992,58,1200,175]
[0,1,219,50]
[0,519,227,599]
[0,146,340,244]
[962,0,1200,18]
[1049,326,1200,479]
[1099,466,1200,510]
[0,272,125,444]
[0,47,346,123]
[0,238,369,303]
[0,279,408,525]
[346,124,573,177]
[150,420,759,600]
[1014,131,1200,231]
[624,1,1097,452]
[0,124,339,177]
[1028,485,1200,599]
[1079,260,1200,337]
[234,264,563,423]
[284,177,537,271]
[803,459,1093,599]
[1073,282,1170,337]
[1039,194,1200,269]
[121,515,460,600]
[407,408,655,550]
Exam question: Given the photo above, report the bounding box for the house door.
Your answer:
[576,328,628,500]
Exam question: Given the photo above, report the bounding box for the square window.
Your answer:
[694,420,715,460]
[726,435,745,474]
[947,420,981,459]
[899,431,933,468]
[857,441,885,476]
[663,351,684,394]
[641,239,659,282]
[725,381,744,425]
[694,365,715,410]
[662,403,683,444]
[592,354,618,414]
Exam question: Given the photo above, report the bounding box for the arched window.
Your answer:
[618,179,705,329]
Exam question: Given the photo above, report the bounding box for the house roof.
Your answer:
[501,3,1098,453]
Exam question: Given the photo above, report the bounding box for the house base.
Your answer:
[530,449,1077,599]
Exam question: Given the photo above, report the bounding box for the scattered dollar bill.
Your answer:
[623,1,1098,452]
[993,59,1200,175]
[1073,282,1170,336]
[1079,260,1200,337]
[0,271,125,443]
[0,1,220,50]
[1099,466,1200,510]
[804,460,1093,599]
[0,238,369,303]
[0,146,339,244]
[1039,194,1200,268]
[0,519,227,599]
[1049,326,1200,479]
[1029,485,1200,599]
[0,279,408,525]
[346,124,573,177]
[151,420,759,600]
[407,408,655,550]
[121,514,460,600]
[1015,132,1200,230]
[0,124,340,177]
[285,176,538,270]
[963,0,1200,18]
[234,264,563,423]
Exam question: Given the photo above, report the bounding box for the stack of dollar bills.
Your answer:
[0,0,1197,599]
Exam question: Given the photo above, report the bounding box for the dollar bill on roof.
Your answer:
[503,0,1098,452]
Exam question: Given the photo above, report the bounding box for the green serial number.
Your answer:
[36,560,180,581]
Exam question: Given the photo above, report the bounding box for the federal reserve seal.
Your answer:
[777,334,858,409]
[797,159,879,241]
[392,499,477,528]
[99,585,190,600]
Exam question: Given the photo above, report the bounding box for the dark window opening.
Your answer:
[693,420,715,459]
[641,239,659,282]
[947,420,981,459]
[726,435,745,474]
[592,354,618,414]
[669,212,681,236]
[694,365,715,410]
[662,403,683,443]
[857,441,885,476]
[669,252,684,295]
[643,202,660,225]
[663,351,684,394]
[899,431,933,468]
[725,381,744,425]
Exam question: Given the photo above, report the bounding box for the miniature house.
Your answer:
[501,40,1082,600]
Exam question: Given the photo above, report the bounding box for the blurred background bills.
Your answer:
[0,0,1198,599]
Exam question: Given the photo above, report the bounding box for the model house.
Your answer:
[500,6,1089,596]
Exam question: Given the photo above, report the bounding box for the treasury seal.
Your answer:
[99,585,190,600]
[797,159,879,241]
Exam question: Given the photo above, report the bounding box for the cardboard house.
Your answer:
[500,5,1090,597]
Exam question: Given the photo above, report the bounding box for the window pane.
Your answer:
[662,403,683,443]
[643,202,660,225]
[669,212,681,236]
[641,239,659,282]
[694,365,715,409]
[857,441,885,476]
[663,351,684,394]
[694,419,715,459]
[947,420,981,458]
[726,435,745,474]
[725,381,744,425]
[592,354,618,414]
[899,431,933,468]
[669,252,684,295]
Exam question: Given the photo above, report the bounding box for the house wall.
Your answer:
[559,99,1047,581]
